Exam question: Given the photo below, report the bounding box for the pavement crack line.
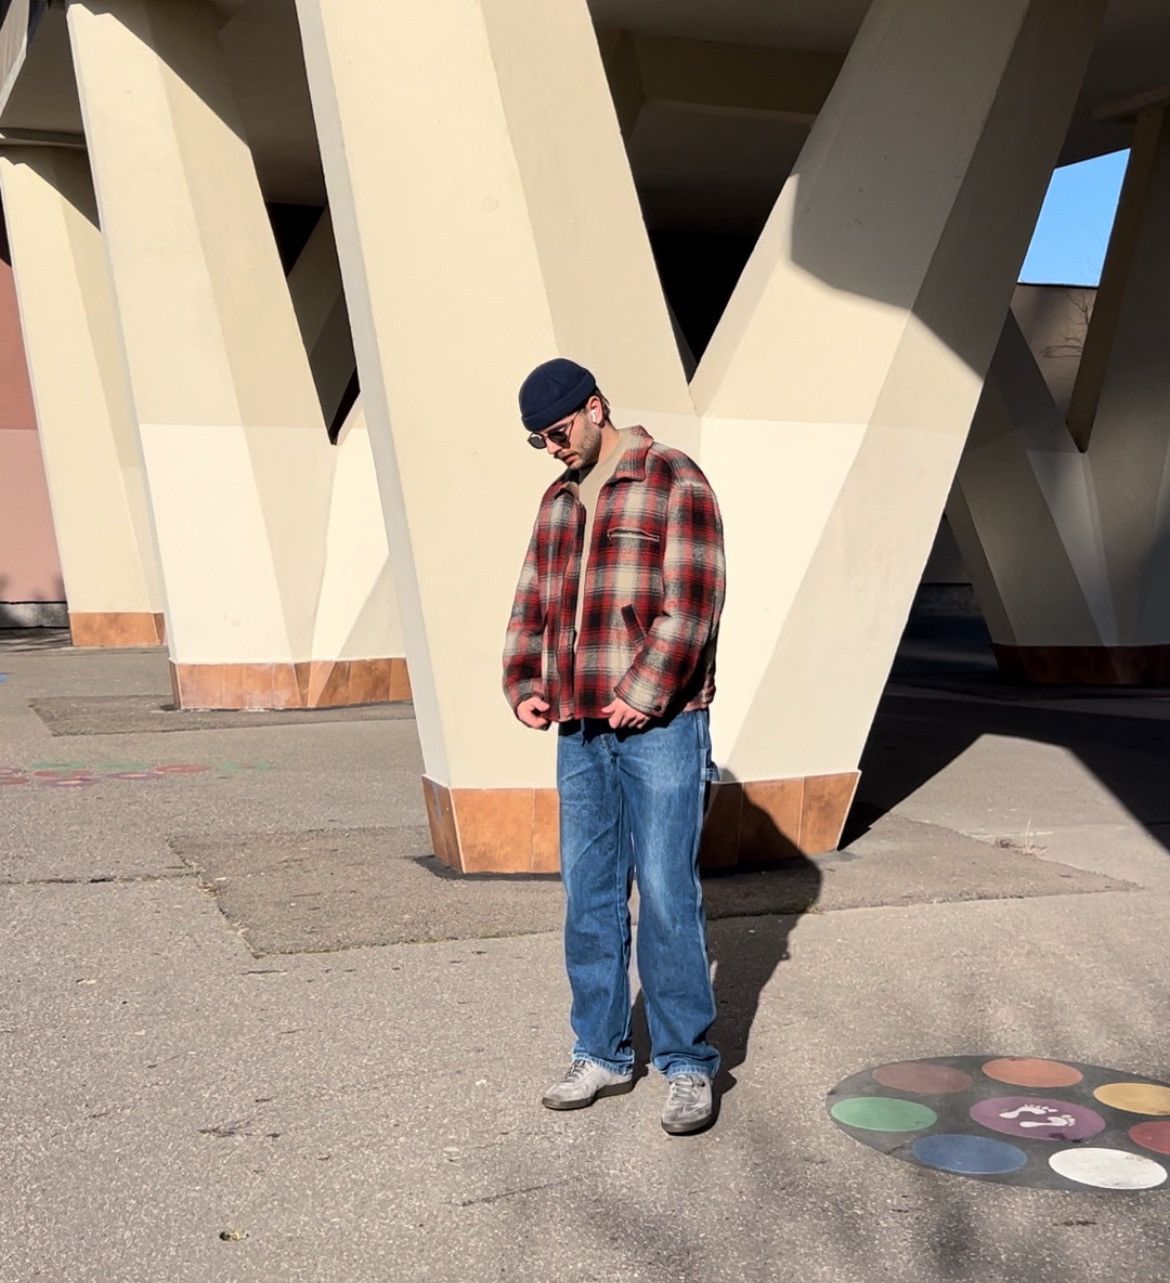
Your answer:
[1,870,195,888]
[454,1178,570,1209]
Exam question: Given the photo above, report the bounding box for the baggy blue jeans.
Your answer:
[556,709,719,1080]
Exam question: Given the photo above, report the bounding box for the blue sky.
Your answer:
[1019,149,1129,286]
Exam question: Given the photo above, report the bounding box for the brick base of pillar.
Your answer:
[70,611,166,647]
[421,771,860,875]
[169,657,411,710]
[993,642,1170,686]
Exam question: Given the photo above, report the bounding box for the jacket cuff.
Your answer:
[507,678,546,715]
[613,672,668,719]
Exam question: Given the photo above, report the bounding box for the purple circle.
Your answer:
[971,1096,1105,1142]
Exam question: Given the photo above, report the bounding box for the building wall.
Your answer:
[1012,281,1096,418]
[0,201,63,623]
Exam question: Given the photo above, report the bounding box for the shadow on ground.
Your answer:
[845,613,1170,852]
[0,627,72,653]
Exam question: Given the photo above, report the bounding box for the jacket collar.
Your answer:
[552,425,652,498]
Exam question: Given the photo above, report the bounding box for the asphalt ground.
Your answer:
[2,627,1169,1283]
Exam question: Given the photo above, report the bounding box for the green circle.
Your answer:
[831,1096,938,1132]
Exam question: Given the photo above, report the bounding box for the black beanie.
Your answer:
[518,358,596,431]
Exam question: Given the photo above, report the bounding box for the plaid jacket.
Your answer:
[503,426,725,722]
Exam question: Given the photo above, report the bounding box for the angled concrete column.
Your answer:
[66,0,402,706]
[284,209,406,698]
[299,0,1101,872]
[953,107,1170,684]
[949,313,1109,664]
[287,208,358,434]
[690,0,1103,840]
[297,0,692,870]
[0,146,164,646]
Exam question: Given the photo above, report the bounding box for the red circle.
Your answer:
[873,1062,974,1095]
[1130,1121,1170,1156]
[153,763,209,775]
[0,775,28,785]
[982,1058,1083,1088]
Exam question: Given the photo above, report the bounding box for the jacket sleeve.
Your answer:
[614,478,725,717]
[502,516,546,714]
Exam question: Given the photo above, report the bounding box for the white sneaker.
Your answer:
[661,1073,713,1134]
[541,1059,634,1111]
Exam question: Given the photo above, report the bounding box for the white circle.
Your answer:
[1049,1148,1168,1191]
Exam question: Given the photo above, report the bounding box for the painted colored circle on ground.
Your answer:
[1094,1083,1170,1116]
[982,1058,1082,1088]
[830,1096,938,1132]
[153,764,210,775]
[912,1134,1028,1176]
[1130,1122,1170,1156]
[1049,1148,1168,1190]
[971,1096,1105,1142]
[873,1062,973,1095]
[828,1056,1170,1191]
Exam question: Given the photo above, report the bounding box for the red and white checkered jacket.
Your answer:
[503,426,725,722]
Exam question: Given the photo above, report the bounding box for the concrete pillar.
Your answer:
[0,146,164,645]
[949,313,1109,663]
[66,0,402,706]
[954,106,1170,684]
[689,0,1102,851]
[297,0,692,870]
[287,208,358,435]
[283,208,406,699]
[298,0,1102,871]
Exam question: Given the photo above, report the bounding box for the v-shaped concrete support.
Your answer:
[952,106,1170,685]
[64,0,403,707]
[296,0,1104,870]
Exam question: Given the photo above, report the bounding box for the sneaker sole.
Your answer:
[541,1079,634,1111]
[661,1112,714,1136]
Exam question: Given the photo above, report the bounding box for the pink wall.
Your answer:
[0,201,64,605]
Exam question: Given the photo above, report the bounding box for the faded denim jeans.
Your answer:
[556,709,719,1080]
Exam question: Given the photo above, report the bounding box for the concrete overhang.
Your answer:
[0,0,1167,230]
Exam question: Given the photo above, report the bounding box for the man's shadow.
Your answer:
[630,772,824,1109]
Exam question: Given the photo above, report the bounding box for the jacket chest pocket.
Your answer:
[606,526,660,551]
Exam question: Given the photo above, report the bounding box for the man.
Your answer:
[503,357,726,1136]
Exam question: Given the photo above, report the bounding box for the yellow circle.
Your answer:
[1094,1083,1170,1116]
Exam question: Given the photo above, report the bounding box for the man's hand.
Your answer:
[601,697,650,731]
[517,695,551,730]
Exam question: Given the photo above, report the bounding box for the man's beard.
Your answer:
[576,422,603,469]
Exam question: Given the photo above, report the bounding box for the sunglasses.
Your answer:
[526,408,582,451]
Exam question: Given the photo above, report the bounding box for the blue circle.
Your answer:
[912,1134,1028,1176]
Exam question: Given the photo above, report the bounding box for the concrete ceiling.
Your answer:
[2,0,1168,231]
[589,0,872,52]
